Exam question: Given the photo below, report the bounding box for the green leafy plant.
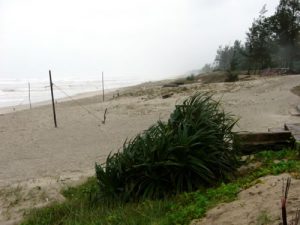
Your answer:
[95,93,239,201]
[186,74,196,81]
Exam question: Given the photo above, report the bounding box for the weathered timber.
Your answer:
[174,82,184,86]
[162,83,179,88]
[162,93,174,99]
[234,131,295,155]
[268,127,286,132]
[284,123,300,142]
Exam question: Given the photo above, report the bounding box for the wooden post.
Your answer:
[102,71,105,102]
[49,70,57,128]
[28,82,32,109]
[102,108,107,124]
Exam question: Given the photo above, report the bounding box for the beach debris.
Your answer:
[281,177,291,225]
[281,177,300,225]
[102,108,108,124]
[162,83,179,88]
[162,93,173,99]
[234,131,294,154]
[174,81,185,85]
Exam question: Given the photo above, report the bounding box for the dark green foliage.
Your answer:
[225,71,239,82]
[215,45,234,71]
[245,9,277,70]
[254,149,299,163]
[210,1,300,73]
[95,93,238,202]
[215,40,245,72]
[270,0,300,69]
[186,74,196,81]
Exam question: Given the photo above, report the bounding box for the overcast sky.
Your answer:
[0,0,279,81]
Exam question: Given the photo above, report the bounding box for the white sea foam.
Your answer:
[0,78,145,108]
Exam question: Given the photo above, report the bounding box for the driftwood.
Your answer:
[162,81,185,88]
[162,93,174,99]
[174,81,184,86]
[102,108,108,124]
[162,83,179,88]
[234,131,295,155]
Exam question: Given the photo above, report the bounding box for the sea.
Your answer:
[0,78,146,109]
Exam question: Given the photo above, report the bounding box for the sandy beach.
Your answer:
[1,75,300,224]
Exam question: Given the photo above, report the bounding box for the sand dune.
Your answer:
[0,75,300,224]
[191,174,300,225]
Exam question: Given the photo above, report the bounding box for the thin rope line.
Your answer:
[53,83,103,121]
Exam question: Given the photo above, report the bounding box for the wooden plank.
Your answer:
[268,127,286,132]
[163,83,179,88]
[285,123,300,133]
[236,131,292,142]
[162,93,174,99]
[284,123,300,141]
[234,131,295,155]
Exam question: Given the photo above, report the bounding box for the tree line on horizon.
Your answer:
[201,0,300,75]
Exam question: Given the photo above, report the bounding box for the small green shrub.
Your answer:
[95,93,239,201]
[225,70,239,82]
[186,74,195,81]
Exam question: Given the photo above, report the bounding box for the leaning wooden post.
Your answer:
[28,82,32,109]
[102,71,105,102]
[49,70,57,128]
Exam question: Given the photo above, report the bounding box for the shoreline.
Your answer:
[0,87,124,115]
[0,77,175,115]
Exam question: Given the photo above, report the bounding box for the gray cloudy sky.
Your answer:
[0,0,279,80]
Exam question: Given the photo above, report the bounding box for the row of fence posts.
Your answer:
[26,70,106,128]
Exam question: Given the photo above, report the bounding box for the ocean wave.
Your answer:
[0,78,146,108]
[1,89,15,92]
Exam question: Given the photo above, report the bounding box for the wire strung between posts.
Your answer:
[53,83,103,122]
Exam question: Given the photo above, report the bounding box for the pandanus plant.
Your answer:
[95,93,239,201]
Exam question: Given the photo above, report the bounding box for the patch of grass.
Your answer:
[0,185,23,220]
[256,211,272,225]
[0,185,23,208]
[253,149,299,163]
[21,150,300,225]
[62,177,98,201]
